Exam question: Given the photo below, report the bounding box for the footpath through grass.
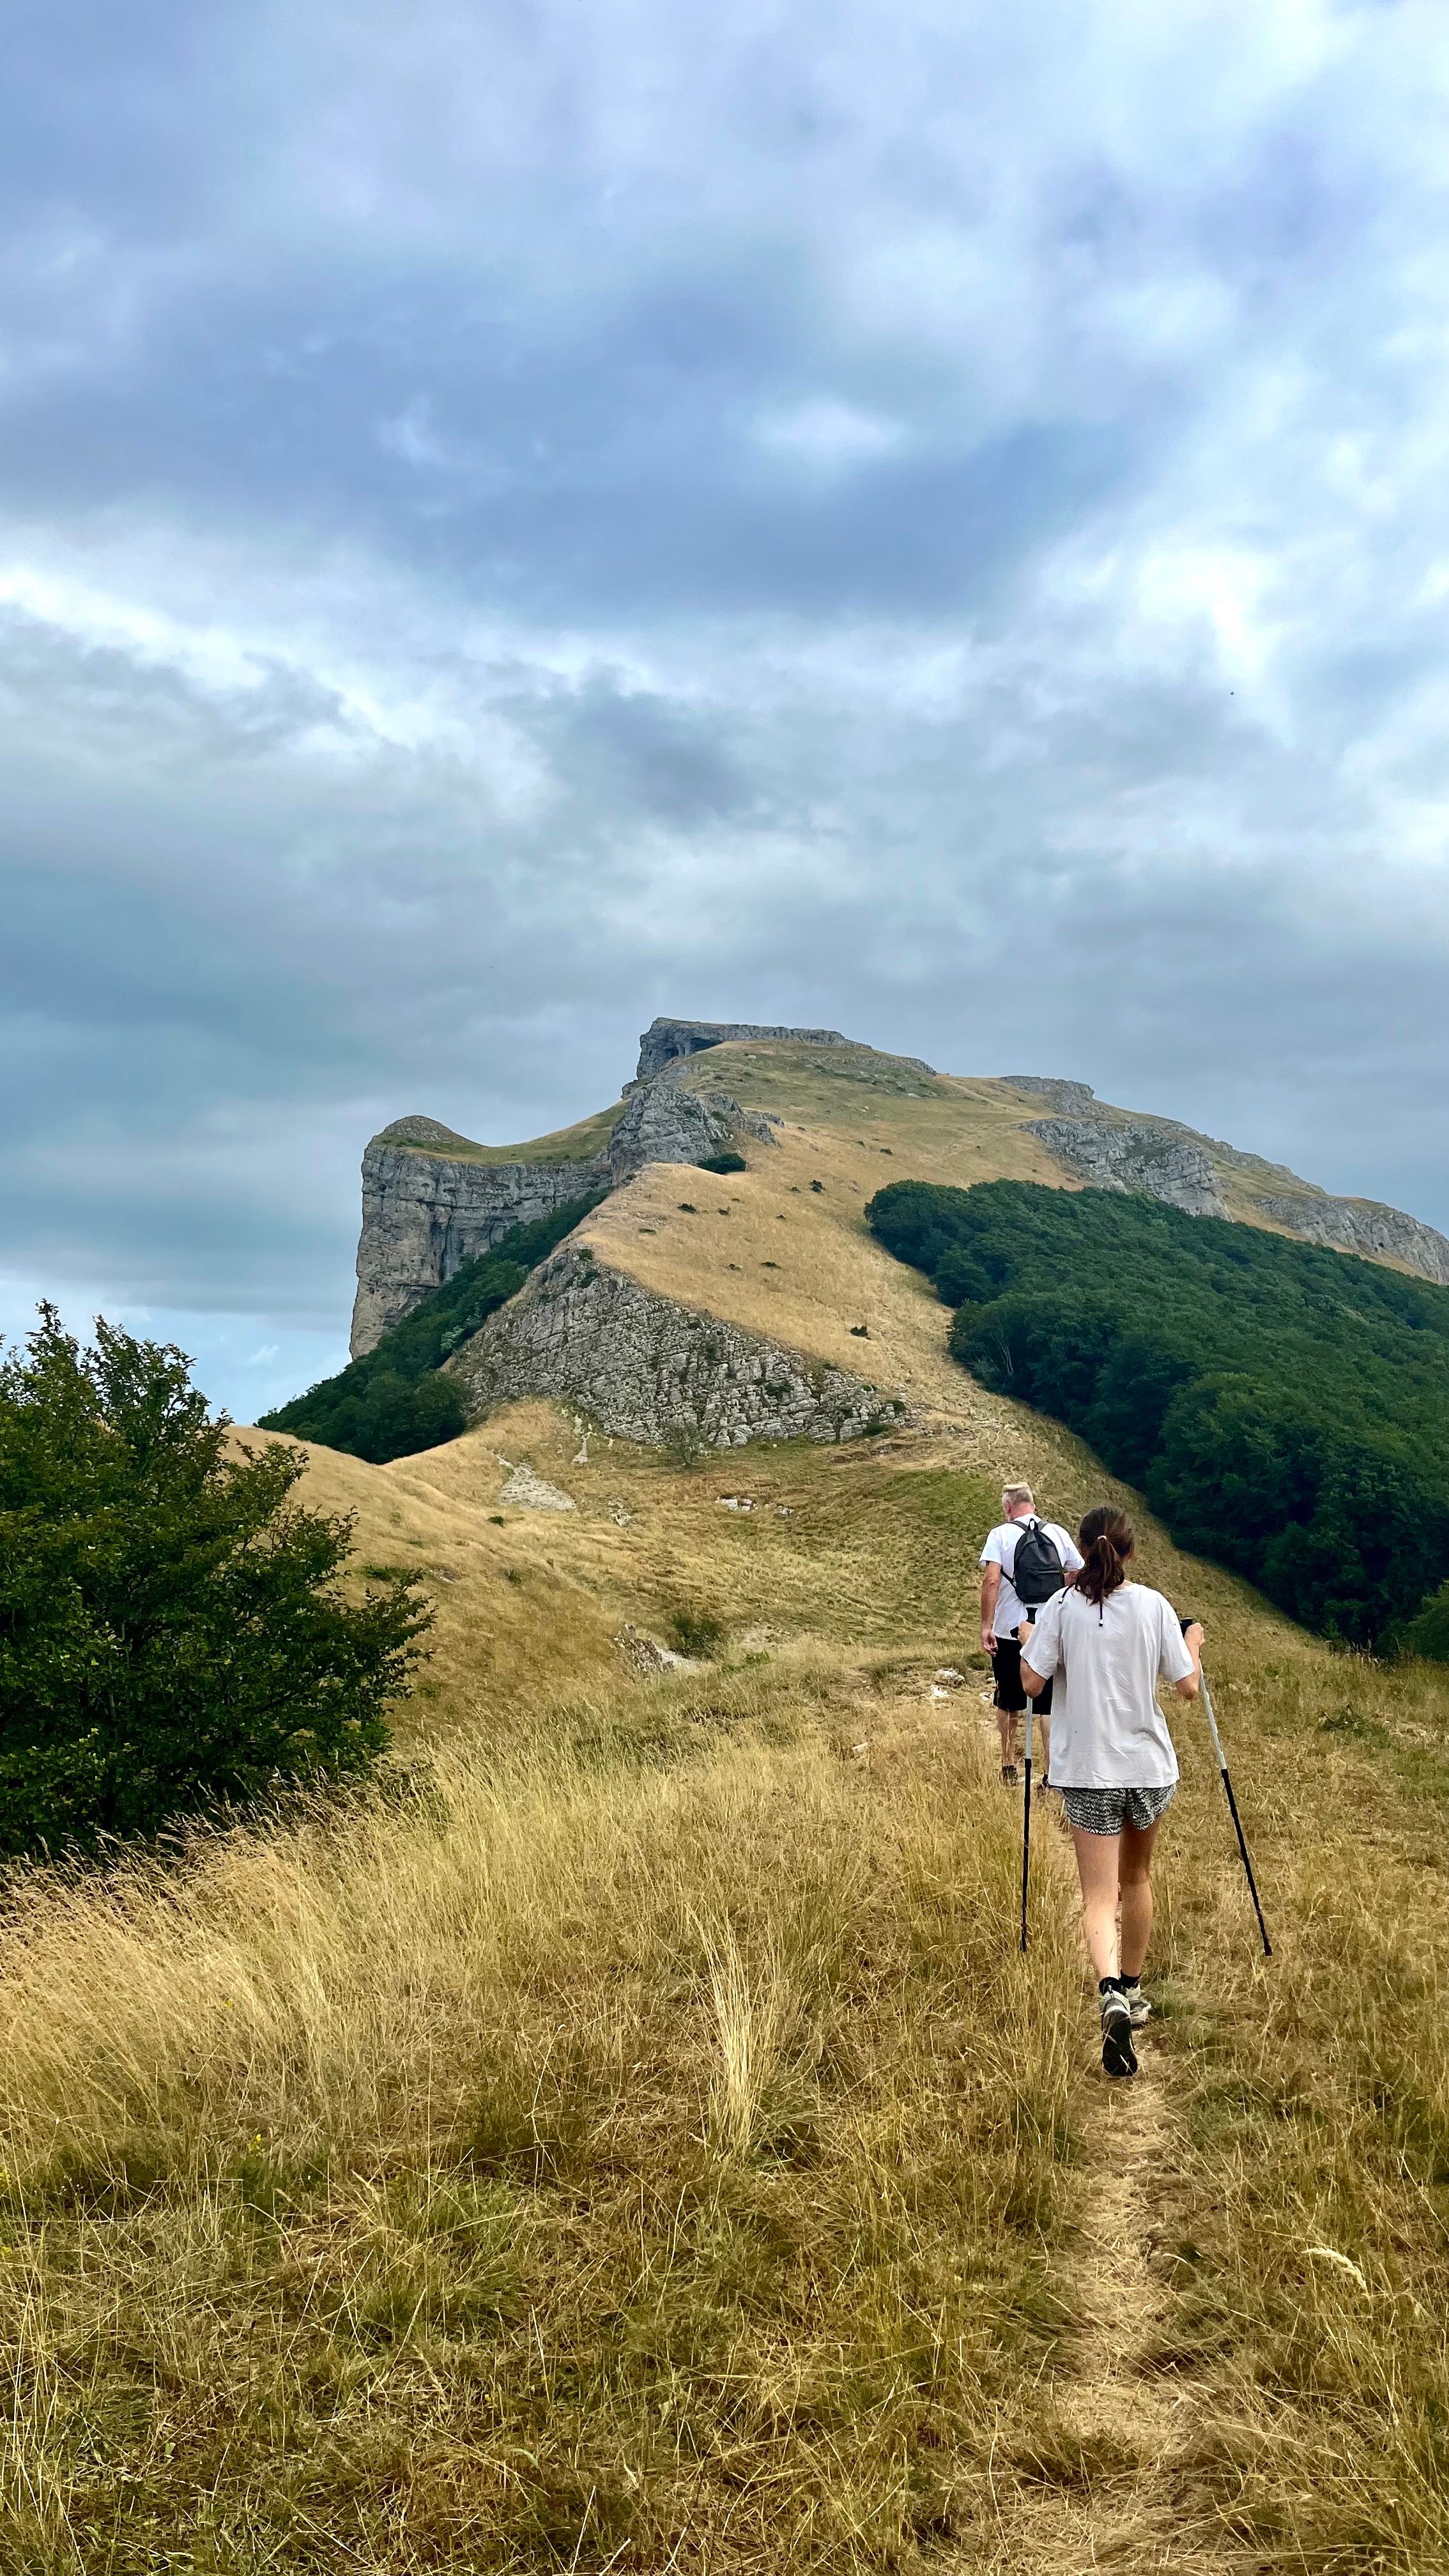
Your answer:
[0,1659,1084,2573]
[4,1404,1449,2570]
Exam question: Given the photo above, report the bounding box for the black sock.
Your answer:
[1098,1976,1123,1996]
[1120,1972,1141,1990]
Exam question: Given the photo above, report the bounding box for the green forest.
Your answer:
[868,1177,1449,1652]
[261,1196,601,1462]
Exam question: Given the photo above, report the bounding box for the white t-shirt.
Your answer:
[1020,1583,1194,1789]
[979,1519,1084,1639]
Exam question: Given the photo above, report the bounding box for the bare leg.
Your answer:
[1070,1827,1124,1981]
[1038,1713,1051,1779]
[1118,1817,1162,1979]
[996,1702,1018,1767]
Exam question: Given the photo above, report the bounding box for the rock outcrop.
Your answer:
[1024,1116,1229,1218]
[445,1243,904,1450]
[634,1017,855,1083]
[1017,1090,1449,1284]
[1002,1076,1100,1116]
[1255,1193,1449,1286]
[605,1073,779,1180]
[350,1140,602,1356]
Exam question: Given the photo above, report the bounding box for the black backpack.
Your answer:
[1011,1518,1066,1611]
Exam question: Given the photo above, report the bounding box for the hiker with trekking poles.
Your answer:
[1018,1506,1204,2081]
[979,1483,1084,1787]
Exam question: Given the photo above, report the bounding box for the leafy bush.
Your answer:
[697,1150,747,1174]
[261,1197,601,1462]
[868,1177,1449,1650]
[0,1309,429,1854]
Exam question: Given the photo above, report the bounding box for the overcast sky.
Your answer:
[3,0,1448,1417]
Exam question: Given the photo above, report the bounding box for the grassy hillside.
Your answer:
[8,1043,1449,2568]
[4,1383,1449,2569]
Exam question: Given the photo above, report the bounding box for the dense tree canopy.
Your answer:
[261,1197,601,1462]
[868,1178,1449,1650]
[0,1310,429,1854]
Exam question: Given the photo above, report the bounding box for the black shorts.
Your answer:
[990,1634,1054,1718]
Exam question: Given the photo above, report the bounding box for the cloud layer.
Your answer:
[3,0,1448,1414]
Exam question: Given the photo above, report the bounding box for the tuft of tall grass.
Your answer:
[0,1668,1087,2570]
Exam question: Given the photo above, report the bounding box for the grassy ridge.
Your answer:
[868,1177,1449,1647]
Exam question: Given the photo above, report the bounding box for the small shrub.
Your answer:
[678,1202,700,1214]
[668,1607,726,1659]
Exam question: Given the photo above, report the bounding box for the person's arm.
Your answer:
[1020,1639,1051,1697]
[980,1561,1001,1653]
[1173,1619,1204,1701]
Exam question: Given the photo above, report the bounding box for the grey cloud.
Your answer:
[3,0,1449,1413]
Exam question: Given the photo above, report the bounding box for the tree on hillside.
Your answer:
[0,1308,431,1856]
[868,1177,1449,1650]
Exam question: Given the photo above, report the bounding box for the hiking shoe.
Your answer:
[1000,1763,1018,1786]
[1120,1979,1152,2029]
[1100,1986,1138,2080]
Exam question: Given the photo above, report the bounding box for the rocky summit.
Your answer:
[335,1018,1449,1467]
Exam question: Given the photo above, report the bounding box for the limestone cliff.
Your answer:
[444,1241,902,1449]
[353,1027,823,1354]
[634,1016,859,1083]
[604,1070,780,1179]
[1020,1115,1229,1218]
[1254,1192,1449,1287]
[1008,1080,1449,1282]
[350,1135,602,1356]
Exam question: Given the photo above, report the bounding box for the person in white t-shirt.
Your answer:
[1021,1505,1203,2082]
[979,1483,1084,1786]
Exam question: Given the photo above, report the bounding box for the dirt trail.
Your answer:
[981,1746,1202,2572]
[1000,2048,1197,2572]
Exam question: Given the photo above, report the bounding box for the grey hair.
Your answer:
[1002,1482,1035,1513]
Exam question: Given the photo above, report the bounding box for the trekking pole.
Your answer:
[1019,1696,1034,1952]
[1199,1667,1272,1958]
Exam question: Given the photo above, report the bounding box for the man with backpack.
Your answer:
[979,1483,1083,1784]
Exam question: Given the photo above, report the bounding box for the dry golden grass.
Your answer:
[0,1667,1089,2572]
[6,1039,1449,2567]
[19,1375,1449,2570]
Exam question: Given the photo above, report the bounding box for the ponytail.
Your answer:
[1076,1505,1134,1612]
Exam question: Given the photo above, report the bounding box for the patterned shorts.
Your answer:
[1058,1784,1176,1836]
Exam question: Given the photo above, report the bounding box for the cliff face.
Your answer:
[634,1016,856,1082]
[350,1141,601,1356]
[1009,1083,1449,1284]
[444,1241,901,1449]
[1021,1116,1229,1218]
[1255,1193,1449,1287]
[604,1073,779,1179]
[352,1030,814,1355]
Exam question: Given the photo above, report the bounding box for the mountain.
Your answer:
[22,1027,1449,2560]
[342,1019,1449,1462]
